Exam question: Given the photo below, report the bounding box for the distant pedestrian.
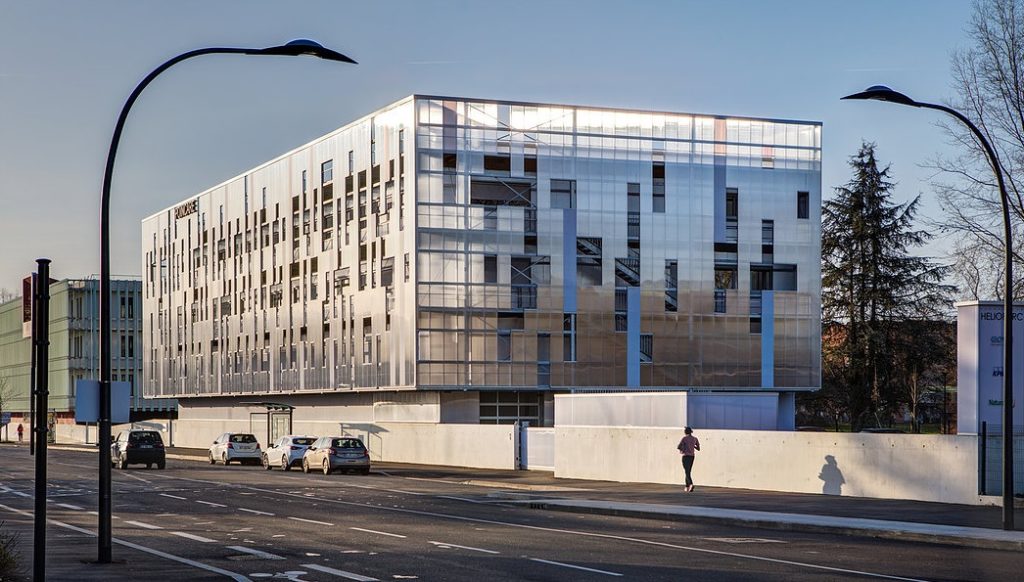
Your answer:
[17,423,24,443]
[677,426,700,492]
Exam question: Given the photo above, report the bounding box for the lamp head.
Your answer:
[256,39,357,64]
[841,85,918,107]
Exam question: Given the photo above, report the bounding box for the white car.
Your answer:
[262,435,317,471]
[209,433,262,465]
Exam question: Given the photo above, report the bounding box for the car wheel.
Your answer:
[209,452,216,465]
[222,453,229,466]
[146,463,153,469]
[157,461,166,470]
[302,459,310,474]
[360,468,370,475]
[322,459,331,475]
[263,454,272,470]
[282,456,292,471]
[119,455,128,470]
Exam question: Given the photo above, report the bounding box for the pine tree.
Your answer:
[821,142,952,431]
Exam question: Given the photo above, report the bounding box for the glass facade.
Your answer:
[142,96,821,399]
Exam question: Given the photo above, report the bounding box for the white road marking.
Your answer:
[428,540,499,554]
[160,493,187,500]
[706,537,787,544]
[196,500,227,508]
[238,508,274,516]
[350,527,406,538]
[56,503,83,510]
[288,516,333,526]
[301,563,379,581]
[226,545,284,560]
[124,520,162,530]
[0,502,251,582]
[530,558,623,577]
[155,475,935,582]
[171,531,217,543]
[11,491,30,498]
[436,495,492,505]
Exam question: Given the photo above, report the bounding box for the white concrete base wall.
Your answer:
[339,422,516,470]
[56,420,173,446]
[555,427,981,505]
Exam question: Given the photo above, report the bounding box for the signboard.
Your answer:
[74,380,131,424]
[174,199,198,220]
[22,274,33,338]
[0,412,11,426]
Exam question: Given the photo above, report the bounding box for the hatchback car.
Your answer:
[301,436,370,475]
[111,430,166,470]
[209,432,262,465]
[262,435,318,470]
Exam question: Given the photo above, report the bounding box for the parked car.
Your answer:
[209,433,262,465]
[262,435,318,470]
[301,436,370,475]
[111,430,166,470]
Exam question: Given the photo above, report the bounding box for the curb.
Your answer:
[509,499,1024,552]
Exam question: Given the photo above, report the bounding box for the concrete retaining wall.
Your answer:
[55,421,172,446]
[555,426,981,505]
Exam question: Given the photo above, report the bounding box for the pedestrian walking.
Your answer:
[677,426,700,492]
[17,423,24,443]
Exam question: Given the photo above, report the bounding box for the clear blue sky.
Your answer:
[0,0,972,291]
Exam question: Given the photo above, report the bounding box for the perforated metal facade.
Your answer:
[142,96,821,399]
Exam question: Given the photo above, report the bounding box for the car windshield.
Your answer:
[230,434,257,443]
[291,437,316,446]
[129,432,162,444]
[331,438,364,449]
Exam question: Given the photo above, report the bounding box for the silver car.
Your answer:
[209,432,262,465]
[262,435,317,470]
[301,436,370,475]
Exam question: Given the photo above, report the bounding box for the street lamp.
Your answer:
[842,85,1016,530]
[98,39,355,563]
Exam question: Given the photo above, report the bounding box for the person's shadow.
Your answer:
[818,454,845,495]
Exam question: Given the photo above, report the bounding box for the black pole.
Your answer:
[29,273,36,456]
[97,41,354,562]
[982,420,988,495]
[32,259,51,582]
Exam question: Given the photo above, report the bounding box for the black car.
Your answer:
[111,430,166,469]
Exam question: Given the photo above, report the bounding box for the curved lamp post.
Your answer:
[842,85,1015,530]
[99,39,355,562]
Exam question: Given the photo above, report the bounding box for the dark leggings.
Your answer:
[682,455,695,486]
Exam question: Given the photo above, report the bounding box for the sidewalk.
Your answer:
[38,443,1024,551]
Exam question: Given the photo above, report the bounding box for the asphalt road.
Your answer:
[1,447,1021,581]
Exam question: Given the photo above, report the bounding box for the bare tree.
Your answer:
[932,0,1024,298]
[0,376,15,442]
[0,288,16,304]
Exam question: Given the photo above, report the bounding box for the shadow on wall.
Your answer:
[818,454,845,495]
[340,423,389,459]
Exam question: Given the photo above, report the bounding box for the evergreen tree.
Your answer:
[821,142,953,431]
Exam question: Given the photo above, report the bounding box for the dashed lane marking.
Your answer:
[160,493,187,500]
[56,503,84,510]
[124,520,163,530]
[197,500,227,508]
[529,558,623,577]
[226,545,284,560]
[301,563,380,581]
[238,508,274,516]
[288,516,333,526]
[428,540,499,554]
[171,531,217,543]
[350,527,406,538]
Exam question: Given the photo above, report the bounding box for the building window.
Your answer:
[404,253,411,282]
[562,313,576,362]
[497,331,512,362]
[576,237,602,286]
[551,179,576,209]
[665,260,678,312]
[322,160,334,184]
[797,191,809,219]
[398,129,405,156]
[640,333,653,363]
[484,255,498,283]
[652,161,665,213]
[761,220,774,245]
